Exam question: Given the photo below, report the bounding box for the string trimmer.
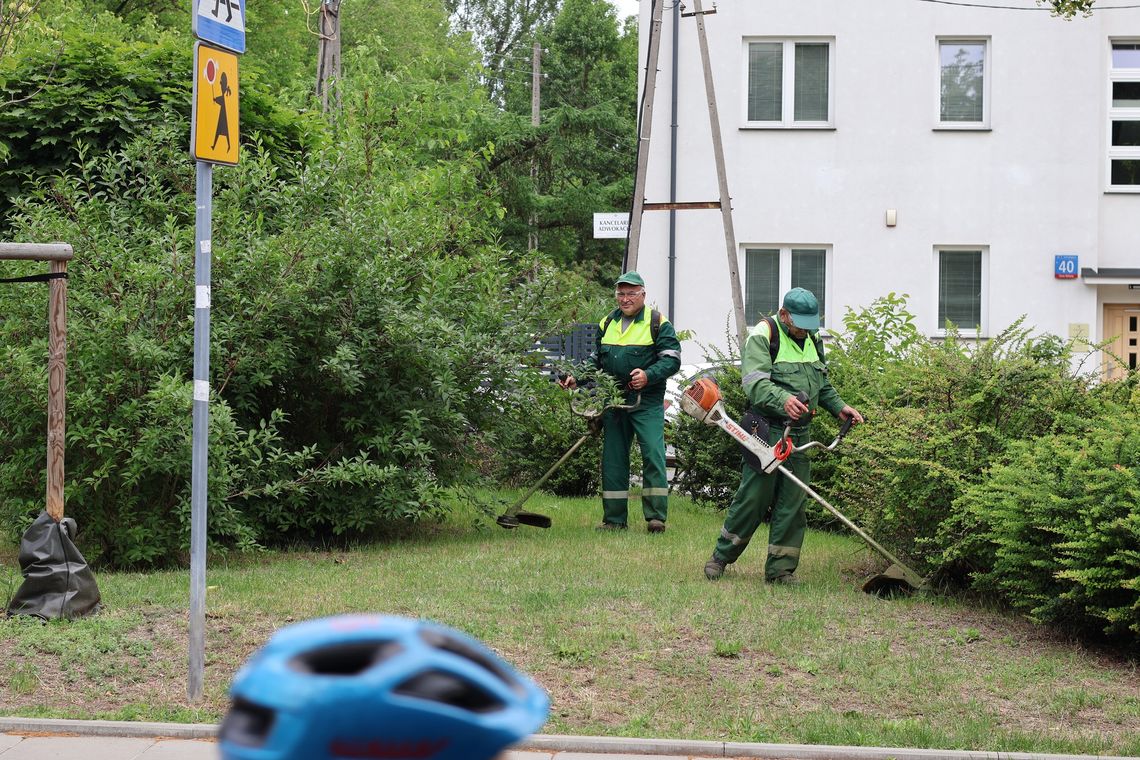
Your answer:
[680,377,928,594]
[496,388,641,529]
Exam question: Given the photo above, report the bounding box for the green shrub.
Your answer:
[945,394,1140,644]
[669,346,747,509]
[1,35,587,566]
[0,23,311,230]
[820,303,1100,572]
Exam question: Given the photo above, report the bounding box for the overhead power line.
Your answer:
[911,0,1140,10]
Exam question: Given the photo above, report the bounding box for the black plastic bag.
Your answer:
[7,510,101,619]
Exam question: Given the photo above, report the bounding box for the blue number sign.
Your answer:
[1054,254,1078,280]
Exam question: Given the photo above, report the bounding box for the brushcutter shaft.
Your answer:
[503,432,593,517]
[775,464,926,589]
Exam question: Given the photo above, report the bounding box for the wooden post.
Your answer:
[691,0,747,347]
[46,258,67,522]
[625,0,666,271]
[0,243,74,523]
[316,0,343,114]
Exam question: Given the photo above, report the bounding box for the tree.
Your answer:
[0,0,43,62]
[485,0,638,284]
[444,0,559,102]
[1040,0,1095,17]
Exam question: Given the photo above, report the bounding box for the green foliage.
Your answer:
[823,311,1100,567]
[815,295,1139,644]
[495,378,605,497]
[482,0,637,285]
[0,13,313,229]
[669,345,747,509]
[0,13,590,566]
[945,395,1140,643]
[1039,0,1096,18]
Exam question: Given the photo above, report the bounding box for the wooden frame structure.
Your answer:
[0,242,73,522]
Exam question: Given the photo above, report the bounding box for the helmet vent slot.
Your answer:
[219,697,276,748]
[418,629,524,696]
[394,670,505,713]
[288,640,404,675]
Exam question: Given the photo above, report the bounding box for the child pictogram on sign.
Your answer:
[212,71,233,151]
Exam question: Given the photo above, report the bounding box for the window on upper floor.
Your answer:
[937,38,989,129]
[1109,40,1140,191]
[935,246,986,336]
[743,247,828,326]
[743,39,833,128]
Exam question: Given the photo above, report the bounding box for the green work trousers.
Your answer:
[601,402,669,525]
[713,429,811,580]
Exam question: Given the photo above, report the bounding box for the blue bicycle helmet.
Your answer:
[219,614,550,760]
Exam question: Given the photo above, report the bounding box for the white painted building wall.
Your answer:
[630,0,1140,373]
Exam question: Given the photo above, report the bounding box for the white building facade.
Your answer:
[631,0,1140,378]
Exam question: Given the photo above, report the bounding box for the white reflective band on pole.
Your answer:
[195,286,211,309]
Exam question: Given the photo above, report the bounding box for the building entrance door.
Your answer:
[1104,304,1140,380]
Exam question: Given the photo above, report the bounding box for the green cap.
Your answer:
[615,271,645,287]
[782,287,820,331]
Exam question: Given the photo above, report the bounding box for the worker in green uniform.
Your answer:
[704,288,863,583]
[559,272,682,532]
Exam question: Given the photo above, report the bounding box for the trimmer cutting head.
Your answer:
[495,512,552,529]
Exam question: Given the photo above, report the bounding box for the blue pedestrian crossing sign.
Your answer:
[193,0,246,54]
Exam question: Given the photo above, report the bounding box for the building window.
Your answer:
[744,247,828,326]
[744,39,833,127]
[936,247,986,334]
[1109,40,1140,190]
[937,38,989,128]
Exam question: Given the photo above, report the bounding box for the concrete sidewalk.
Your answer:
[0,718,1121,760]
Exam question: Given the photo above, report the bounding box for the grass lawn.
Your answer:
[1,491,1137,755]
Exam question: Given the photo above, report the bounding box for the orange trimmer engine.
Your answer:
[679,377,782,473]
[680,377,722,421]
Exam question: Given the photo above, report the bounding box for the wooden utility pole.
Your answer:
[624,0,666,271]
[316,0,342,114]
[529,41,541,253]
[625,0,747,345]
[691,0,746,346]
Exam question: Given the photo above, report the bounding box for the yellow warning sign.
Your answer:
[191,42,240,165]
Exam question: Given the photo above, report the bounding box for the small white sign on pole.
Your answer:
[593,212,630,239]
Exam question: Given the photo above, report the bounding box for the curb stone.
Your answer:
[0,718,1119,760]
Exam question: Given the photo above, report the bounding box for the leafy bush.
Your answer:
[1,28,587,566]
[669,348,747,509]
[494,375,605,498]
[0,21,311,230]
[945,392,1140,644]
[821,308,1101,574]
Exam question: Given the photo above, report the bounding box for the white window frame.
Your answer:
[740,37,835,129]
[741,245,833,329]
[1107,38,1140,193]
[932,245,988,338]
[935,37,991,131]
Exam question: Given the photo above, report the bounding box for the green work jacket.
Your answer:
[739,316,846,424]
[590,306,681,402]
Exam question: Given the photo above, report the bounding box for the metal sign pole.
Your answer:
[188,160,212,702]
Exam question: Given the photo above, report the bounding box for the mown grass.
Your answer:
[1,491,1138,756]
